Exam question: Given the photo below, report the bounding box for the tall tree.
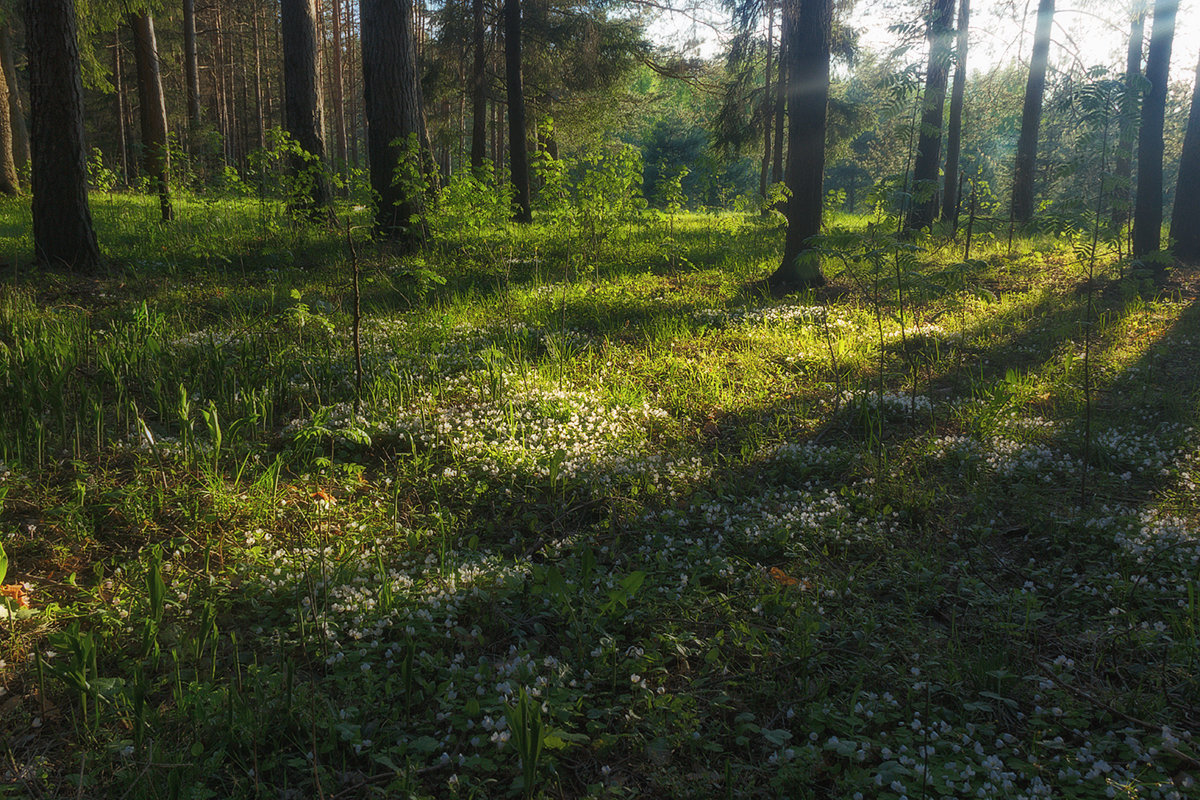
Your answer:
[1132,0,1176,257]
[1112,6,1146,231]
[281,0,331,209]
[130,12,174,221]
[1010,0,1054,225]
[768,0,832,290]
[470,0,487,174]
[25,0,101,271]
[362,0,428,246]
[940,0,969,226]
[113,29,128,185]
[0,24,18,195]
[759,0,776,203]
[771,34,786,185]
[504,0,532,222]
[330,0,348,171]
[1169,51,1200,263]
[906,0,954,231]
[0,23,28,171]
[183,0,201,132]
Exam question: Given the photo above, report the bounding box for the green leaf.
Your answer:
[0,539,7,585]
[762,728,792,746]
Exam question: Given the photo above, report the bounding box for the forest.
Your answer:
[2,0,1200,797]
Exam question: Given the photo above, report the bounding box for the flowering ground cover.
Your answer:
[1,195,1198,798]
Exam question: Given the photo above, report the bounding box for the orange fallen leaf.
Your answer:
[768,567,810,590]
[311,490,337,506]
[1,583,31,608]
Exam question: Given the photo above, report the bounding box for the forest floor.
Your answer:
[1,194,1198,799]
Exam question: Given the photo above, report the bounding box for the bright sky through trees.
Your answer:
[648,0,1200,78]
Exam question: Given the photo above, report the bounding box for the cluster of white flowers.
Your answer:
[840,390,933,415]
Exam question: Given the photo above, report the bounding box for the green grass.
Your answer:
[1,191,1199,799]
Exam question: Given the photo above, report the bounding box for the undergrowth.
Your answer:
[0,192,1198,799]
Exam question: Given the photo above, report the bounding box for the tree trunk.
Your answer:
[212,2,230,164]
[759,0,774,203]
[24,0,101,272]
[941,0,969,227]
[130,12,174,221]
[362,0,428,245]
[0,28,19,195]
[1133,0,1177,258]
[282,0,331,209]
[771,32,786,184]
[1010,0,1054,225]
[768,0,831,290]
[504,0,532,222]
[347,0,359,168]
[1171,51,1200,263]
[1112,8,1145,230]
[184,0,202,132]
[330,0,348,173]
[252,4,266,151]
[906,0,954,231]
[113,30,129,186]
[0,24,29,172]
[470,0,488,175]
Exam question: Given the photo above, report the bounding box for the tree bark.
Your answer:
[25,0,101,272]
[113,30,128,186]
[1133,0,1177,258]
[1010,0,1055,225]
[330,0,348,172]
[1170,51,1200,262]
[504,0,532,222]
[768,0,831,290]
[906,0,954,231]
[0,25,19,195]
[183,0,202,132]
[282,0,331,209]
[470,0,488,175]
[941,0,969,227]
[362,0,428,245]
[1112,8,1145,230]
[130,12,174,221]
[759,0,774,203]
[771,32,786,184]
[252,4,267,151]
[0,24,28,172]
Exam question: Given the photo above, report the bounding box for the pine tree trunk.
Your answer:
[253,4,266,151]
[941,0,969,227]
[771,33,786,184]
[347,0,359,168]
[1170,50,1200,263]
[1010,0,1054,225]
[906,0,954,231]
[130,12,174,221]
[184,0,202,132]
[0,28,19,195]
[759,0,774,203]
[768,0,831,290]
[1133,0,1177,258]
[113,30,129,186]
[25,0,101,272]
[504,0,532,222]
[362,0,428,245]
[0,24,29,172]
[330,0,348,172]
[1112,9,1145,230]
[282,0,331,209]
[212,3,230,164]
[471,0,488,175]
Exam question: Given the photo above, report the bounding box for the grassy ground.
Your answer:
[1,193,1198,799]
